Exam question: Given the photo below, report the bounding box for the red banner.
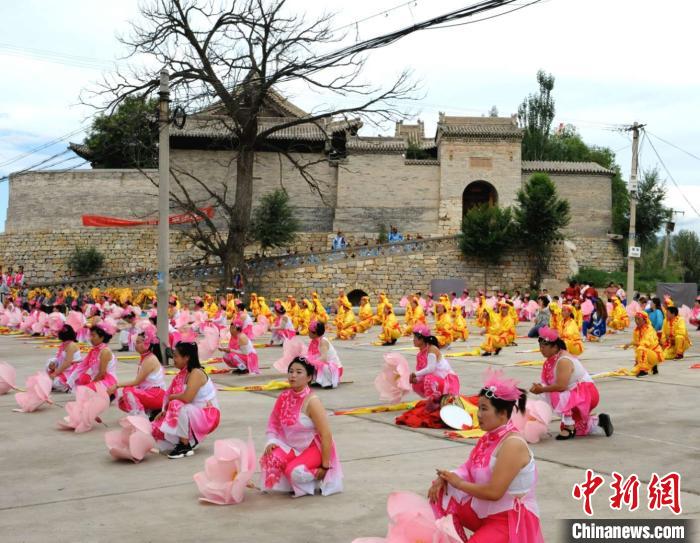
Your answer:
[82,207,215,227]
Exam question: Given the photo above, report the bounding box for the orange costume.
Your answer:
[560,313,584,356]
[335,293,356,340]
[497,304,516,346]
[663,314,691,360]
[378,305,402,345]
[403,299,427,336]
[311,292,329,324]
[434,303,453,348]
[450,307,469,341]
[608,297,629,331]
[479,308,504,355]
[629,312,664,374]
[355,296,375,333]
[374,293,389,325]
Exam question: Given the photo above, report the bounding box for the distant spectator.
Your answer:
[405,234,412,240]
[690,297,700,331]
[332,231,347,250]
[416,233,423,240]
[388,225,404,243]
[564,280,580,300]
[605,282,618,301]
[528,296,551,338]
[616,284,627,306]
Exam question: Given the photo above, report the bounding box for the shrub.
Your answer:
[68,246,105,276]
[571,267,683,297]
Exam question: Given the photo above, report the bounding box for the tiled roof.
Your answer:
[68,142,93,159]
[171,116,362,141]
[522,161,614,175]
[437,116,522,139]
[346,137,436,153]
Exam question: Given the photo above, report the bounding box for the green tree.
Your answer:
[518,70,555,160]
[459,204,515,289]
[249,189,299,254]
[629,168,668,247]
[68,246,105,276]
[84,96,158,168]
[673,230,700,283]
[514,173,571,288]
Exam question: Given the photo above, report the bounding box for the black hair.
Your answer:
[413,331,440,348]
[91,326,112,343]
[58,324,77,342]
[175,341,202,372]
[537,295,548,305]
[651,297,661,309]
[538,336,567,351]
[149,315,157,325]
[479,387,527,418]
[275,305,286,314]
[123,312,136,320]
[195,301,204,308]
[236,302,246,310]
[287,356,316,378]
[311,321,326,336]
[667,306,679,316]
[138,333,164,363]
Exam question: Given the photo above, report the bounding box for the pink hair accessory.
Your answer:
[309,320,319,334]
[142,323,158,345]
[538,326,559,342]
[412,324,431,337]
[482,367,522,402]
[193,296,202,304]
[233,318,244,329]
[96,317,118,336]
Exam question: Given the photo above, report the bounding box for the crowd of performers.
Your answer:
[1,281,698,543]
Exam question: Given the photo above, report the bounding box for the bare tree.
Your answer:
[87,0,418,286]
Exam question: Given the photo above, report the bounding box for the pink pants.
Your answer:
[263,441,322,489]
[75,373,117,391]
[412,374,460,401]
[117,386,165,414]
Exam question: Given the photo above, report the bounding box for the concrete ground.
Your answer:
[1,323,699,543]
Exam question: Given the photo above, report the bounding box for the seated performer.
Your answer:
[497,302,516,346]
[306,321,343,389]
[296,299,313,336]
[378,304,402,346]
[270,305,296,346]
[623,312,663,376]
[67,322,118,392]
[409,325,460,411]
[583,298,607,342]
[260,357,343,497]
[607,296,629,332]
[46,324,82,392]
[662,306,691,360]
[111,330,166,417]
[559,304,584,356]
[434,302,453,348]
[450,305,469,342]
[334,290,357,340]
[221,319,260,374]
[530,327,613,440]
[354,295,375,334]
[152,342,220,459]
[403,296,426,337]
[429,368,544,543]
[479,308,504,356]
[118,312,138,352]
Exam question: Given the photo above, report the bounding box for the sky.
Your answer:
[1,0,699,234]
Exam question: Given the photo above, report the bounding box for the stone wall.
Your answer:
[569,236,624,272]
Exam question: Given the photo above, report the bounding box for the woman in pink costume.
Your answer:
[429,368,544,543]
[152,342,220,459]
[110,329,166,418]
[529,327,613,440]
[269,305,296,345]
[46,324,82,392]
[306,321,343,389]
[409,324,460,410]
[220,319,260,374]
[67,321,118,392]
[260,357,343,497]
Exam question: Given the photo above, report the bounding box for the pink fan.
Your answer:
[105,415,156,463]
[626,300,641,318]
[581,299,594,317]
[48,313,65,333]
[486,296,497,309]
[399,296,409,308]
[250,315,269,339]
[57,382,110,433]
[272,336,307,373]
[374,353,411,403]
[679,304,692,323]
[175,310,192,328]
[0,362,18,394]
[513,299,523,310]
[526,299,539,315]
[110,306,125,320]
[511,399,552,443]
[193,430,257,505]
[197,326,221,361]
[66,310,87,334]
[352,491,462,543]
[14,371,53,412]
[97,317,119,337]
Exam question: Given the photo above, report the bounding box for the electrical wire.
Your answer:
[0,127,86,169]
[425,0,543,29]
[646,130,700,164]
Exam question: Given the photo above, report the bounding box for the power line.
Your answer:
[0,149,72,183]
[0,42,116,71]
[426,0,544,29]
[646,130,700,164]
[0,127,86,169]
[645,130,700,220]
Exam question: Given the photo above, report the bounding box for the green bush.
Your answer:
[68,246,105,276]
[377,223,388,244]
[571,266,683,296]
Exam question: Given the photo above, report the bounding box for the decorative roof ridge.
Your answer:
[522,160,614,175]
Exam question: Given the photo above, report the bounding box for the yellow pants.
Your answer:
[480,334,504,353]
[663,335,691,360]
[564,339,584,356]
[635,347,663,373]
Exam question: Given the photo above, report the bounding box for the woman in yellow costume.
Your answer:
[257,296,273,320]
[497,302,516,346]
[334,290,356,340]
[296,299,313,336]
[378,304,402,346]
[403,297,426,336]
[249,293,262,319]
[355,296,375,333]
[559,304,584,356]
[285,296,301,329]
[662,306,691,360]
[623,312,663,376]
[311,292,329,324]
[450,305,469,341]
[571,298,584,331]
[548,301,562,332]
[374,292,389,325]
[204,294,218,319]
[474,294,488,328]
[479,306,504,356]
[607,296,629,332]
[433,302,453,348]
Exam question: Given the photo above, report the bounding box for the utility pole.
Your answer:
[157,69,170,364]
[626,122,644,298]
[662,209,685,268]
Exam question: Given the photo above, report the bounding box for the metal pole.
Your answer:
[157,70,170,364]
[626,122,641,298]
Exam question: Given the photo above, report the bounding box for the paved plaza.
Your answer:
[1,323,698,542]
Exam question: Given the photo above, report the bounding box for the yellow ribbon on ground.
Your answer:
[446,428,486,439]
[445,348,482,358]
[591,368,636,379]
[515,360,544,367]
[166,366,229,375]
[218,380,291,392]
[117,355,141,361]
[515,348,540,353]
[392,347,419,351]
[334,400,419,416]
